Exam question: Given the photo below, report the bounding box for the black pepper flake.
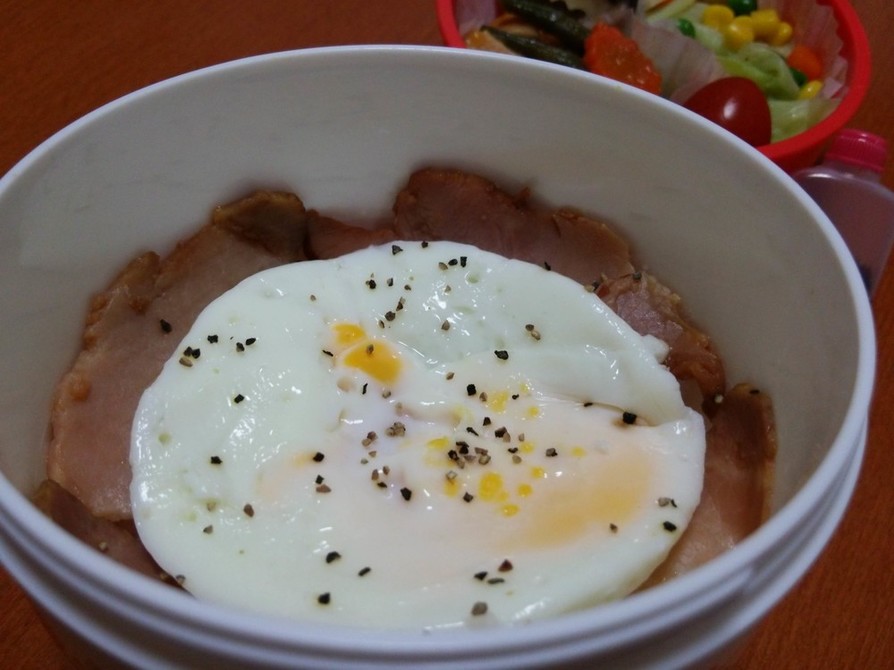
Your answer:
[460,256,467,267]
[322,349,334,357]
[610,523,618,533]
[385,310,396,322]
[498,559,513,572]
[463,492,474,503]
[317,592,331,605]
[543,261,552,271]
[315,474,325,484]
[210,456,222,465]
[438,261,449,270]
[203,525,213,534]
[313,451,325,462]
[658,497,678,508]
[207,334,219,344]
[392,244,403,255]
[494,426,508,439]
[159,319,173,333]
[466,383,477,396]
[243,503,255,517]
[236,341,245,352]
[183,345,200,359]
[358,567,371,577]
[400,487,413,501]
[234,393,245,404]
[466,426,479,436]
[387,277,394,287]
[325,551,342,564]
[483,417,492,426]
[474,571,488,581]
[545,447,558,457]
[486,577,505,585]
[441,320,451,331]
[663,521,678,532]
[421,241,429,248]
[632,271,642,281]
[622,411,637,425]
[471,602,488,616]
[494,350,509,361]
[245,337,256,346]
[366,278,377,289]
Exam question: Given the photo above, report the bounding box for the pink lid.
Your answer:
[824,129,889,173]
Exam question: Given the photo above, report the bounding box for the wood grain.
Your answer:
[1,1,891,667]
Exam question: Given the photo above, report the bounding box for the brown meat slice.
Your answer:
[639,383,777,589]
[306,212,399,259]
[47,191,308,520]
[392,167,635,284]
[598,272,726,401]
[33,479,174,583]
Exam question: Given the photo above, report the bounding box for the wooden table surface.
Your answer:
[1,1,892,668]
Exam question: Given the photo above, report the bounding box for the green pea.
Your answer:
[677,17,696,38]
[727,0,757,16]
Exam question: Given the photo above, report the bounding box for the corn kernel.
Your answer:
[750,8,780,39]
[798,80,823,100]
[769,21,793,46]
[724,16,755,50]
[702,4,735,30]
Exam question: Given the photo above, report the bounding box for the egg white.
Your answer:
[130,240,705,629]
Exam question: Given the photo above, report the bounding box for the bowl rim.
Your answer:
[434,0,873,167]
[0,43,878,662]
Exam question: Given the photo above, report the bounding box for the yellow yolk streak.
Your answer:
[500,446,653,551]
[331,323,402,385]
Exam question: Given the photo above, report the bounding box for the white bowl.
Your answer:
[0,45,875,669]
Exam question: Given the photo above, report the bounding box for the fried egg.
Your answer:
[130,240,705,629]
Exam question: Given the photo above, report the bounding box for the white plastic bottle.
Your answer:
[793,128,894,295]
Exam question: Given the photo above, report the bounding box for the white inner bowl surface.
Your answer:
[0,46,875,669]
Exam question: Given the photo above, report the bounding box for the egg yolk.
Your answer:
[331,323,402,385]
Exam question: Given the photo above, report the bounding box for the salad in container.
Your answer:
[441,0,870,169]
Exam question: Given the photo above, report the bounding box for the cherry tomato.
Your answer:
[682,77,772,147]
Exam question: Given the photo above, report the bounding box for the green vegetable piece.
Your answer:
[483,26,584,69]
[718,43,800,100]
[499,0,590,53]
[768,98,839,142]
[727,0,757,16]
[789,66,807,87]
[677,17,696,38]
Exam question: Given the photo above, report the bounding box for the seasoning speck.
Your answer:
[209,456,222,465]
[658,497,678,508]
[498,559,514,572]
[494,350,509,361]
[466,384,477,396]
[207,334,219,344]
[471,601,488,616]
[159,319,172,333]
[243,503,255,518]
[663,521,678,532]
[622,411,637,425]
[317,592,331,605]
[313,451,325,462]
[400,487,413,501]
[325,551,342,564]
[358,566,371,577]
[233,393,245,404]
[203,525,213,534]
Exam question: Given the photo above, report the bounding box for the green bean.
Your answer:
[483,26,584,69]
[499,0,590,53]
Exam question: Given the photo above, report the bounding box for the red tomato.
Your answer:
[682,77,772,147]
